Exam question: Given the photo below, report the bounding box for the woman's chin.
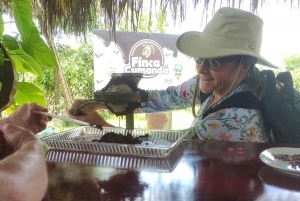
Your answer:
[200,88,214,94]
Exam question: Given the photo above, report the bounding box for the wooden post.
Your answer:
[147,112,171,130]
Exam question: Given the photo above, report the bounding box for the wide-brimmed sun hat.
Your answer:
[176,7,278,68]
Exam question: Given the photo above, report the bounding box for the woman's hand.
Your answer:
[68,99,113,127]
[4,103,50,134]
[69,99,107,113]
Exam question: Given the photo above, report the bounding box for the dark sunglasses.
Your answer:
[194,56,241,71]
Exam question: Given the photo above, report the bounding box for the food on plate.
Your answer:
[92,132,149,144]
[94,76,145,116]
[272,153,300,169]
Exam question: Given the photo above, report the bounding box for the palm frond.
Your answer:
[7,0,300,41]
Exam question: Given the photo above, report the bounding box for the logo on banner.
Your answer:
[124,39,168,78]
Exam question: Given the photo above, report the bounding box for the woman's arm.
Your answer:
[138,76,199,113]
[68,99,113,127]
[67,76,200,125]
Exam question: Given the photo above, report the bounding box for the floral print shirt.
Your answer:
[139,76,269,142]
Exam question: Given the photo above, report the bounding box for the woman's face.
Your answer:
[196,56,250,97]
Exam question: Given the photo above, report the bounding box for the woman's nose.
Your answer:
[196,61,209,74]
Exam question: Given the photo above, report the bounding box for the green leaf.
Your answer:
[22,26,58,67]
[9,49,44,78]
[12,0,32,42]
[0,14,4,39]
[2,35,19,50]
[5,102,19,115]
[0,48,4,66]
[14,82,46,106]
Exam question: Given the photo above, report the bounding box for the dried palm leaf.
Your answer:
[36,0,300,41]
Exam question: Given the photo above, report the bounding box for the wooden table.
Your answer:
[44,140,300,201]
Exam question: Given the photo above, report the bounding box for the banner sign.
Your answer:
[92,30,196,91]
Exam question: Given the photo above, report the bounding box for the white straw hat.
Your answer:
[176,7,278,68]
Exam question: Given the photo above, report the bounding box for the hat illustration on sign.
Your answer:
[176,7,278,68]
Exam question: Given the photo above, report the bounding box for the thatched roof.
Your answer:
[41,0,299,40]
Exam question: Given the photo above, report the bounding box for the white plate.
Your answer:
[275,169,300,177]
[259,147,300,176]
[32,111,90,126]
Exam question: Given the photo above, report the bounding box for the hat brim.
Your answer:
[176,31,278,69]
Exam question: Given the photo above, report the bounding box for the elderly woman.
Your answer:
[69,7,277,142]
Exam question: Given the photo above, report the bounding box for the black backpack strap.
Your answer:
[261,70,276,94]
[259,70,300,143]
[276,71,295,106]
[202,91,263,119]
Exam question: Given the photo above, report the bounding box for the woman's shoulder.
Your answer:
[203,90,263,119]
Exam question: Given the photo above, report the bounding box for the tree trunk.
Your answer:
[33,3,73,111]
[54,67,60,114]
[44,33,74,110]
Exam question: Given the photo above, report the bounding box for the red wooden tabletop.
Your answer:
[44,140,300,201]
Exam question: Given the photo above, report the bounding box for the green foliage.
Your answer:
[0,15,3,39]
[292,69,300,91]
[21,26,58,67]
[0,48,4,65]
[284,54,300,71]
[6,82,46,115]
[12,0,32,42]
[99,110,115,120]
[14,82,46,106]
[283,54,300,91]
[118,7,168,33]
[29,38,95,113]
[2,35,19,50]
[0,0,57,113]
[155,10,168,33]
[56,40,94,99]
[136,113,147,121]
[9,49,44,77]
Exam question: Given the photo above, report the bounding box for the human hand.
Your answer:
[68,99,113,127]
[0,124,39,158]
[0,124,47,201]
[69,99,107,113]
[4,103,50,134]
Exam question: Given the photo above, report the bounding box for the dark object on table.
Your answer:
[0,43,17,112]
[92,132,149,144]
[89,124,103,130]
[97,171,148,199]
[94,76,146,116]
[100,76,140,93]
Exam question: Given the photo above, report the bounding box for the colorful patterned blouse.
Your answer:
[139,76,269,142]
